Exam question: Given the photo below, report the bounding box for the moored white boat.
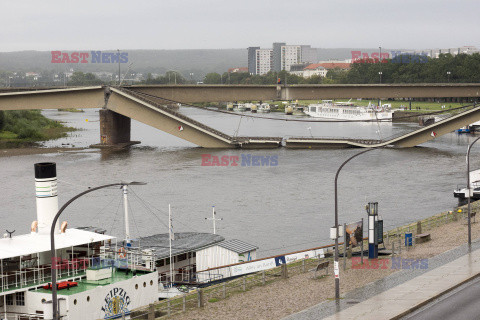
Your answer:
[258,103,271,113]
[0,163,158,320]
[304,100,394,121]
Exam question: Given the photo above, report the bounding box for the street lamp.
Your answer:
[334,147,378,299]
[379,46,382,64]
[49,181,146,320]
[378,71,383,84]
[190,72,194,83]
[447,71,451,83]
[466,137,480,247]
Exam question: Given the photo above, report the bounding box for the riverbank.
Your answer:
[0,110,76,149]
[163,202,480,320]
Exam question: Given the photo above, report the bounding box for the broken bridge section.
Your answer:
[103,87,282,149]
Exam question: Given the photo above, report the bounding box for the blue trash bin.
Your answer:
[405,233,413,246]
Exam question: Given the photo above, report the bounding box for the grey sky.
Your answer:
[1,0,478,51]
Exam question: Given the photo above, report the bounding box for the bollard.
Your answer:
[198,289,204,308]
[281,263,288,279]
[243,276,246,291]
[262,270,266,285]
[302,259,306,273]
[223,282,226,299]
[183,295,186,312]
[417,221,422,235]
[148,303,155,320]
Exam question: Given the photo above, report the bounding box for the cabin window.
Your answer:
[6,294,13,306]
[16,292,25,306]
[156,259,165,267]
[310,107,316,112]
[177,253,187,262]
[150,280,154,286]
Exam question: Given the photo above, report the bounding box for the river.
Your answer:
[0,107,477,258]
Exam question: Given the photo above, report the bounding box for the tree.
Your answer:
[204,73,222,84]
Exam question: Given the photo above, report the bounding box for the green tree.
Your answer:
[204,73,222,84]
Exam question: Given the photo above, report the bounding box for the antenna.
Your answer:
[6,230,15,238]
[205,206,223,234]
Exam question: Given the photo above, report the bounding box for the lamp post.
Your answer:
[447,71,451,83]
[190,72,194,83]
[117,49,121,85]
[379,46,382,63]
[334,147,378,299]
[466,137,480,247]
[50,181,145,320]
[378,71,383,84]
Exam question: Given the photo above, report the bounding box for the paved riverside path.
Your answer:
[284,241,480,320]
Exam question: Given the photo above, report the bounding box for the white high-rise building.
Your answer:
[255,49,273,75]
[281,45,302,71]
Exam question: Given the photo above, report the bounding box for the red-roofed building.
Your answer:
[228,67,249,73]
[317,62,351,71]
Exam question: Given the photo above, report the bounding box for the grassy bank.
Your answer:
[0,110,75,148]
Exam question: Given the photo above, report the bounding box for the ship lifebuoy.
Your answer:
[118,247,127,258]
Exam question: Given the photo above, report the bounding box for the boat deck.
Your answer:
[33,269,151,296]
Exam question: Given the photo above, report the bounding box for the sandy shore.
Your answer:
[170,204,480,320]
[0,147,86,158]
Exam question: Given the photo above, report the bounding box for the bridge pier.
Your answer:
[91,109,140,148]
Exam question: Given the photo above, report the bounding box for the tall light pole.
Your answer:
[447,71,451,83]
[466,137,480,247]
[378,71,383,84]
[50,181,145,320]
[334,147,378,299]
[190,72,194,83]
[379,46,382,64]
[117,49,121,85]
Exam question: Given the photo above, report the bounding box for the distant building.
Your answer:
[281,45,302,71]
[255,49,273,75]
[317,62,351,71]
[249,42,318,74]
[300,45,318,64]
[272,42,286,72]
[247,46,260,74]
[303,64,328,78]
[289,63,310,77]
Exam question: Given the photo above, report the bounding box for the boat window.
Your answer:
[6,294,13,306]
[16,292,25,306]
[310,106,316,112]
[177,253,187,262]
[87,296,90,302]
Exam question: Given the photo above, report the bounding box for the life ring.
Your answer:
[118,247,127,258]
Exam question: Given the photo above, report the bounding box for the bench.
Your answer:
[309,261,329,278]
[415,233,431,244]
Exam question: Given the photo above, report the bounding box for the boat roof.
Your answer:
[217,239,258,254]
[0,229,114,260]
[137,232,225,259]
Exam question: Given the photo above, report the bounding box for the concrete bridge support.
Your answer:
[92,109,139,148]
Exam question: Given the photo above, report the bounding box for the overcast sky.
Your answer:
[1,0,478,51]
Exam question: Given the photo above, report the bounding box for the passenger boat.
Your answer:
[0,163,158,320]
[304,100,394,121]
[233,104,246,112]
[257,103,271,113]
[454,169,480,200]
